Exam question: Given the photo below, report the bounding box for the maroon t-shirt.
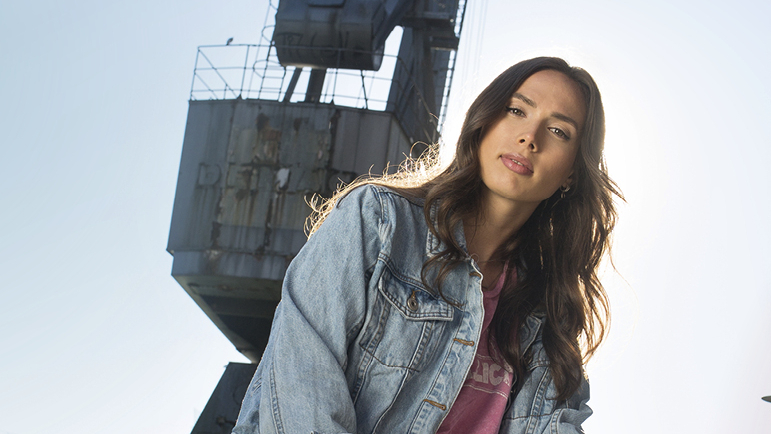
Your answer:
[437,268,515,433]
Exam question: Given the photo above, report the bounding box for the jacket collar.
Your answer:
[519,312,545,353]
[424,200,468,258]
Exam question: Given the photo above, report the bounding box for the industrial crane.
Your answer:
[167,0,466,431]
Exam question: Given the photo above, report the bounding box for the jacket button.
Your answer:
[407,291,419,311]
[469,271,482,278]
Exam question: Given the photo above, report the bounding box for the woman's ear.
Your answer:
[562,172,574,190]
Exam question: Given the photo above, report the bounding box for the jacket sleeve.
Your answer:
[547,374,591,434]
[232,186,384,434]
[501,352,593,433]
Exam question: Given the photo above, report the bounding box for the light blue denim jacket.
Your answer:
[233,185,591,434]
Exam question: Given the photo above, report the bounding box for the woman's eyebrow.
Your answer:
[552,113,579,130]
[512,92,579,130]
[511,92,536,108]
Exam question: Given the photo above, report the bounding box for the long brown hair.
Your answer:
[308,57,622,401]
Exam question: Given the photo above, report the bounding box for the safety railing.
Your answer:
[437,0,468,128]
[189,43,441,144]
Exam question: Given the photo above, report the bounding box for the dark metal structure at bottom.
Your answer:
[190,363,258,434]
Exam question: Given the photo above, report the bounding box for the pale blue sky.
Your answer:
[1,0,770,433]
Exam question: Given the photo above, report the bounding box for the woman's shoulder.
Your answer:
[340,183,426,210]
[312,183,427,236]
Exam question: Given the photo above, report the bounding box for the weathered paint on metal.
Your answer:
[167,98,413,361]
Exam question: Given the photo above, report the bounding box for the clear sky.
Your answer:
[1,0,770,433]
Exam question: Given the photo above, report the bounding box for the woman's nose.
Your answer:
[518,127,538,152]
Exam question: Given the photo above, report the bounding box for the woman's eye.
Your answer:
[549,127,570,140]
[506,107,524,116]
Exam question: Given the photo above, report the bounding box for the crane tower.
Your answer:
[167,0,467,431]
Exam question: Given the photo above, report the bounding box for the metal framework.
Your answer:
[188,0,467,138]
[190,44,430,109]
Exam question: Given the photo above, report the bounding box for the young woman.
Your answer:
[233,57,621,434]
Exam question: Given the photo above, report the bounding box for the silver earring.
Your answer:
[560,184,571,199]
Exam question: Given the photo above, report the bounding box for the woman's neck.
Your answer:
[463,189,539,263]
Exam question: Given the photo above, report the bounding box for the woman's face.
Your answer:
[477,69,586,211]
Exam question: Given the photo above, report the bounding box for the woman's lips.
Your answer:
[501,153,533,175]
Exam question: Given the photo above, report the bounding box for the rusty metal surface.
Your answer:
[167,98,412,361]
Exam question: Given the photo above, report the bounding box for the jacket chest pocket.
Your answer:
[358,269,454,371]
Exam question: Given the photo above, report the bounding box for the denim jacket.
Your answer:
[233,185,591,434]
